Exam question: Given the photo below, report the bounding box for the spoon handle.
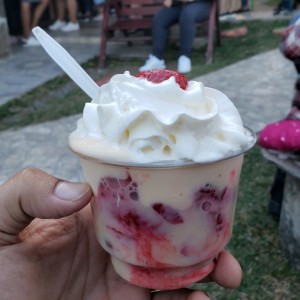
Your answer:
[32,26,99,100]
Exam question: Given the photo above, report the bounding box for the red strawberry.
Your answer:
[136,69,188,90]
[98,174,139,202]
[152,203,184,224]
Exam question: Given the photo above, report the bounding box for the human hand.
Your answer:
[0,168,242,300]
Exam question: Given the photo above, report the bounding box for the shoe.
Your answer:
[61,22,80,32]
[278,8,291,15]
[79,17,90,23]
[78,13,91,23]
[274,5,291,16]
[49,20,66,31]
[177,55,191,73]
[22,36,40,47]
[139,54,166,72]
[91,14,103,22]
[273,4,282,15]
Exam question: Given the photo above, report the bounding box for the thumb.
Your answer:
[0,168,92,244]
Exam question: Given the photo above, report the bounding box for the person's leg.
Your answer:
[48,0,67,30]
[152,5,181,59]
[66,0,78,23]
[241,0,248,9]
[282,0,292,11]
[139,5,180,71]
[31,0,50,28]
[60,0,79,31]
[178,0,210,58]
[20,1,31,39]
[57,0,66,21]
[80,0,91,17]
[4,0,23,37]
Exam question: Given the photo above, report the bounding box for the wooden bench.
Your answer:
[98,0,221,69]
[261,148,300,269]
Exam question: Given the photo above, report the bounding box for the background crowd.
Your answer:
[3,0,105,46]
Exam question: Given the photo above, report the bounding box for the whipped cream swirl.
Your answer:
[69,71,251,164]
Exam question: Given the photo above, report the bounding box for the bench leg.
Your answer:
[215,0,221,47]
[206,0,216,64]
[99,36,107,69]
[98,3,110,69]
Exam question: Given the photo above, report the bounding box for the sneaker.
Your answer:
[274,5,291,16]
[22,36,40,47]
[277,8,291,16]
[91,14,103,22]
[139,54,166,72]
[61,22,80,32]
[78,13,91,23]
[177,55,191,73]
[79,17,90,23]
[273,4,282,15]
[49,20,66,31]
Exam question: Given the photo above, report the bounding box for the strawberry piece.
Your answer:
[98,174,139,202]
[194,184,227,203]
[136,69,188,90]
[119,211,142,229]
[152,203,184,224]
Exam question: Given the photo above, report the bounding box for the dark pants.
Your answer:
[281,0,293,10]
[3,0,22,36]
[152,0,210,59]
[77,0,94,15]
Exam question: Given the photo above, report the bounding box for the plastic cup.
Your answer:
[71,127,256,290]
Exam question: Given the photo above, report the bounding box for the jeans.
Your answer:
[152,0,210,59]
[281,0,292,11]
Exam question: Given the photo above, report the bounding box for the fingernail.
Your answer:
[54,181,90,201]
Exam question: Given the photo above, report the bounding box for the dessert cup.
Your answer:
[71,127,256,290]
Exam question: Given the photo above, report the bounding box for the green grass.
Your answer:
[0,19,290,131]
[192,146,300,299]
[266,0,279,8]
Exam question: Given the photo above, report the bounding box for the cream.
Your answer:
[69,71,251,163]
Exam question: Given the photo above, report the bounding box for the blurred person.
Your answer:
[91,0,106,22]
[241,0,249,11]
[139,0,211,74]
[77,0,93,21]
[0,168,242,299]
[77,0,104,22]
[3,0,23,42]
[49,0,79,32]
[237,0,249,12]
[20,0,50,46]
[274,0,292,16]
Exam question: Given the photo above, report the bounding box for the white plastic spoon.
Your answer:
[32,26,99,100]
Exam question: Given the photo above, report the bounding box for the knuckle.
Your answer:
[18,168,42,181]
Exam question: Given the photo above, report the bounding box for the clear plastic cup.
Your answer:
[71,127,256,290]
